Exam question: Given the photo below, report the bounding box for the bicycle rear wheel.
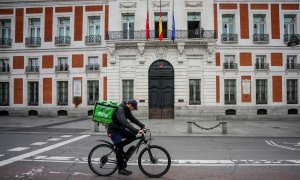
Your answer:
[138,145,171,178]
[88,144,118,176]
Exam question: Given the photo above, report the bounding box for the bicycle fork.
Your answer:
[146,146,157,164]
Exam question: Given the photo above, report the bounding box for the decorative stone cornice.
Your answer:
[185,1,203,7]
[119,2,136,9]
[153,1,169,8]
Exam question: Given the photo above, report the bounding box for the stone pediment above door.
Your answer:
[117,47,138,57]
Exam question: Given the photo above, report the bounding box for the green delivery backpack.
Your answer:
[92,100,120,125]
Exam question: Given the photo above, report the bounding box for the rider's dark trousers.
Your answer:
[110,129,136,170]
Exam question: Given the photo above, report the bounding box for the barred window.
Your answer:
[287,79,298,104]
[57,81,68,105]
[256,79,268,104]
[87,81,99,105]
[0,82,9,106]
[28,82,39,106]
[122,80,134,102]
[189,79,201,105]
[224,79,236,104]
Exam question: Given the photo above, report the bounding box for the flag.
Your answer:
[171,0,175,42]
[146,0,150,40]
[159,0,163,41]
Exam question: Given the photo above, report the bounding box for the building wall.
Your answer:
[0,0,299,120]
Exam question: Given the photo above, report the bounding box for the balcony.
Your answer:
[86,64,100,72]
[286,63,300,70]
[255,63,269,70]
[223,62,238,70]
[25,37,41,47]
[55,65,69,72]
[221,34,238,43]
[253,34,269,43]
[0,66,10,73]
[0,38,12,47]
[284,34,300,43]
[25,66,39,73]
[28,101,39,106]
[106,30,216,40]
[55,36,71,46]
[85,35,101,45]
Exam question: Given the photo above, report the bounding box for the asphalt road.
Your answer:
[0,130,300,179]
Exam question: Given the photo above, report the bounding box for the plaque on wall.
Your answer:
[242,80,251,95]
[73,80,82,97]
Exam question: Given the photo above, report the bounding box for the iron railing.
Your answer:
[255,62,269,70]
[28,101,39,106]
[25,66,39,73]
[0,65,10,73]
[85,35,101,44]
[86,64,100,71]
[106,30,216,40]
[221,34,238,43]
[0,101,9,106]
[256,99,268,104]
[223,62,238,70]
[286,63,300,70]
[25,37,41,47]
[284,34,300,43]
[55,65,69,72]
[253,34,269,43]
[55,36,71,46]
[0,38,12,47]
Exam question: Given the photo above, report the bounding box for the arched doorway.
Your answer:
[149,60,174,119]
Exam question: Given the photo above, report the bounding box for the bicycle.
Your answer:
[88,129,171,178]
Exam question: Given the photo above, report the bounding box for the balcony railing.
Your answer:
[0,66,10,73]
[256,99,268,104]
[25,66,39,73]
[0,101,9,106]
[253,34,269,43]
[255,62,269,70]
[55,65,69,72]
[28,101,39,106]
[221,34,238,43]
[286,63,300,70]
[25,37,41,47]
[0,38,12,47]
[85,35,101,45]
[223,62,238,70]
[284,34,300,43]
[106,30,216,40]
[86,64,100,71]
[55,36,71,46]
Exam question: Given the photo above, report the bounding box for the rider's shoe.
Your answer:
[118,169,132,176]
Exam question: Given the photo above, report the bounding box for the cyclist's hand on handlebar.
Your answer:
[138,129,145,135]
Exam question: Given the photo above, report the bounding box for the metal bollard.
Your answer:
[94,122,99,132]
[187,122,193,134]
[221,122,227,134]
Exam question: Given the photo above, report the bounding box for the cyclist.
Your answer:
[107,99,146,176]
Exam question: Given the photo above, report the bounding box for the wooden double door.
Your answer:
[149,60,174,119]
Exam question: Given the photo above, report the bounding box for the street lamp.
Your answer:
[287,34,300,47]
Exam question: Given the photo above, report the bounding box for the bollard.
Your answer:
[187,122,193,134]
[94,122,99,132]
[221,122,227,134]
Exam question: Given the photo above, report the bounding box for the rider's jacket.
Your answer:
[107,102,145,135]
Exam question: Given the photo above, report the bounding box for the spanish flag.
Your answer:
[159,1,163,41]
[146,0,149,40]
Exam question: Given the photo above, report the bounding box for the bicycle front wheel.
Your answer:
[88,144,118,176]
[138,145,171,178]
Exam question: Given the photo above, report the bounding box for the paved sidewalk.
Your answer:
[0,116,300,137]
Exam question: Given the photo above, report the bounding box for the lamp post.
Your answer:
[287,34,300,47]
